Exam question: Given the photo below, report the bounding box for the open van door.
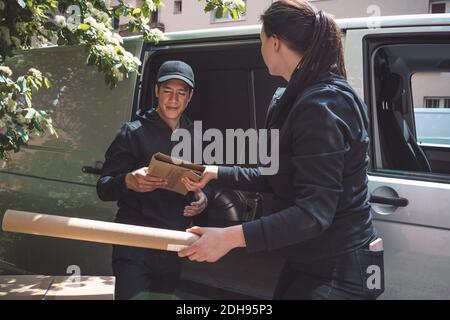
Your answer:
[139,35,286,299]
[348,27,450,299]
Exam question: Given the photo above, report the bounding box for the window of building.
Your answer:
[412,71,450,148]
[445,99,450,108]
[151,9,158,23]
[211,0,246,23]
[111,6,120,30]
[425,98,441,108]
[420,96,450,108]
[174,1,182,14]
[430,0,450,13]
[112,16,120,30]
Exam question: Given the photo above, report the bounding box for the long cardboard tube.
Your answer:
[2,210,199,252]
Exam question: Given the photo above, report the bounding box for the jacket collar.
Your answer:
[137,108,194,131]
[266,66,344,128]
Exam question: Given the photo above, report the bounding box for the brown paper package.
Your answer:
[147,152,205,195]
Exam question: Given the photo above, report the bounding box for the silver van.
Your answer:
[1,14,450,299]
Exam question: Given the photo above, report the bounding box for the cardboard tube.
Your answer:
[2,210,199,252]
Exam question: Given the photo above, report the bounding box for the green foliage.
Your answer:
[0,0,246,160]
[202,0,246,19]
[0,66,54,159]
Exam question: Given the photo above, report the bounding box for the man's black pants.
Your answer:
[112,245,182,300]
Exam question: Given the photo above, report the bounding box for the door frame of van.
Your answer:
[361,30,450,184]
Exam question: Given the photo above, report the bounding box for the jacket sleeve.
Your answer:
[242,95,349,252]
[217,166,273,193]
[96,124,138,201]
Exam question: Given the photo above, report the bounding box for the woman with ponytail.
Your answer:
[179,0,384,300]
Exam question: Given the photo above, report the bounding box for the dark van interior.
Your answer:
[139,41,285,226]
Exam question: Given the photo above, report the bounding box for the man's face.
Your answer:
[155,79,193,121]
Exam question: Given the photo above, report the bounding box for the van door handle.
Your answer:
[369,195,409,207]
[82,161,103,175]
[82,166,102,175]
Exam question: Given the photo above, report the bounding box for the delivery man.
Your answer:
[97,61,214,300]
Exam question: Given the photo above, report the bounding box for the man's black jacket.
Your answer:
[97,108,213,230]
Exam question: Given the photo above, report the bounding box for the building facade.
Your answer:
[152,0,450,33]
[117,0,450,110]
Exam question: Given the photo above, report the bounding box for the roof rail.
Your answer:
[154,14,450,43]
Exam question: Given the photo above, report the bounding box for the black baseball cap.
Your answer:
[156,60,195,89]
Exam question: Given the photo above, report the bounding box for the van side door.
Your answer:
[346,26,450,299]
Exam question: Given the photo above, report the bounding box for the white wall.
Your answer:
[159,0,273,32]
[412,72,450,107]
[310,0,429,19]
[156,0,431,32]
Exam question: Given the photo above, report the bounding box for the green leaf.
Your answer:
[215,7,224,19]
[229,9,238,20]
[24,108,36,119]
[142,5,150,17]
[43,21,60,31]
[15,126,29,143]
[47,125,57,137]
[86,53,95,66]
[235,1,246,12]
[21,79,27,93]
[132,8,141,15]
[204,3,215,12]
[78,23,90,31]
[57,36,67,46]
[39,110,48,118]
[25,95,32,108]
[29,79,39,91]
[44,78,51,89]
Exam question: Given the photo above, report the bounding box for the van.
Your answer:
[1,14,450,300]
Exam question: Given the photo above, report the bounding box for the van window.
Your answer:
[2,40,142,184]
[412,72,450,147]
[371,42,450,177]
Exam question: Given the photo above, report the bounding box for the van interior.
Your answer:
[372,42,450,177]
[139,41,285,225]
[137,41,288,299]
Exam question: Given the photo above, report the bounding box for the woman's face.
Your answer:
[260,28,279,76]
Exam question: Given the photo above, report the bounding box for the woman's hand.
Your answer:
[125,167,168,192]
[183,189,208,217]
[181,165,219,191]
[178,225,246,262]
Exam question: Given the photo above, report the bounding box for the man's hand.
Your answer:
[125,167,168,192]
[184,189,208,217]
[178,225,246,262]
